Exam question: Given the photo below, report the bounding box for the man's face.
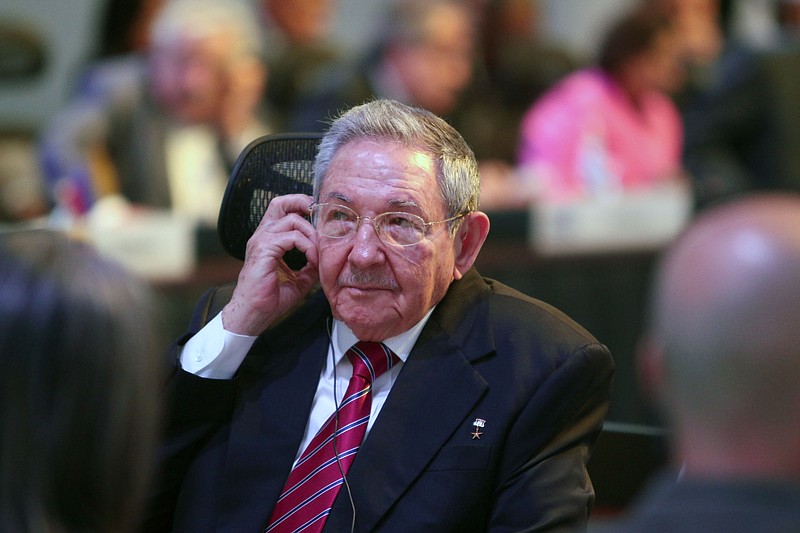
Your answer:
[317,139,458,341]
[392,4,474,116]
[149,31,234,124]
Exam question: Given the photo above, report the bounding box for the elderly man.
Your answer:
[593,193,800,531]
[145,99,614,532]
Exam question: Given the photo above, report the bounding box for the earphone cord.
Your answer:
[329,318,357,533]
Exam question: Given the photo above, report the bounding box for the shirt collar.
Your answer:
[327,307,436,377]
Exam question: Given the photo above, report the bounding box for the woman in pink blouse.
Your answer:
[517,4,686,202]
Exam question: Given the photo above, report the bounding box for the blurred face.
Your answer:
[149,30,235,123]
[317,139,459,341]
[126,0,166,53]
[265,0,336,44]
[626,26,686,95]
[644,28,686,93]
[669,0,722,65]
[391,4,475,115]
[779,3,800,35]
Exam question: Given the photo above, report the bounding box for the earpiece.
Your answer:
[328,317,357,532]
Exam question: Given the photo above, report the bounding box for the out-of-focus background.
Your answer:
[1,0,610,124]
[0,0,773,126]
[0,0,783,131]
[2,0,799,518]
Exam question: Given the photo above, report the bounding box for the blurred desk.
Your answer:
[154,253,242,290]
[150,234,242,343]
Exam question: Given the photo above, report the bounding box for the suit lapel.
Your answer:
[212,271,493,530]
[217,298,332,530]
[328,270,495,531]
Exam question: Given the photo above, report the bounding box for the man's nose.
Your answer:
[347,218,386,265]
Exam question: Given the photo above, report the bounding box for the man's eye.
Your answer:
[385,215,416,229]
[329,209,354,222]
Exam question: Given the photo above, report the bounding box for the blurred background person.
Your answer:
[462,0,580,210]
[0,229,165,533]
[661,0,724,76]
[676,0,800,209]
[512,1,686,204]
[68,0,166,103]
[592,192,800,531]
[256,0,345,131]
[288,0,477,132]
[456,0,579,164]
[93,0,163,60]
[777,0,800,40]
[39,0,270,226]
[0,135,48,223]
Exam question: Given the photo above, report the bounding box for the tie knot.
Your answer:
[347,341,398,383]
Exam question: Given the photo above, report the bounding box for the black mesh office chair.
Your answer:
[217,133,322,262]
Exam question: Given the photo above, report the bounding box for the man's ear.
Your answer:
[453,211,490,280]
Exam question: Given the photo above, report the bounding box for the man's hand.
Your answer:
[221,194,320,335]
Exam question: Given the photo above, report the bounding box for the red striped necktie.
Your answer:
[265,341,399,533]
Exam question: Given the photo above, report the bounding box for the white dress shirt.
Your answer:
[179,308,434,460]
[164,126,229,226]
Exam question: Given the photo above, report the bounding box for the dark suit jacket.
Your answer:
[144,268,614,532]
[104,85,241,209]
[590,470,800,533]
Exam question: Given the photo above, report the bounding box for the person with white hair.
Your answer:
[40,0,270,225]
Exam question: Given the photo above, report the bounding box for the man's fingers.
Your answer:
[246,226,317,262]
[257,194,313,225]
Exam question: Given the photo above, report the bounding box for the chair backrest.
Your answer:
[587,422,668,513]
[217,133,322,261]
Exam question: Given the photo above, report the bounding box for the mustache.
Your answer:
[337,269,399,290]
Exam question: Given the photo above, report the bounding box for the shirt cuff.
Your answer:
[179,312,257,379]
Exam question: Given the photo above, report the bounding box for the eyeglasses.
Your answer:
[309,202,466,247]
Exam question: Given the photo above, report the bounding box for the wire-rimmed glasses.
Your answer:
[309,202,466,247]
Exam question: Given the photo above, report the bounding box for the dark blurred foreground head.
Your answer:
[642,193,800,479]
[0,230,165,533]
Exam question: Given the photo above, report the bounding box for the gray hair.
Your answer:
[149,0,263,59]
[313,99,480,229]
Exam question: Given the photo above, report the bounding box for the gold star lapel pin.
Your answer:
[471,418,486,440]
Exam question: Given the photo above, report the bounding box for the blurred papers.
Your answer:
[530,181,692,256]
[87,196,195,281]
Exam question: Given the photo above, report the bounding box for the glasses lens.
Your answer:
[310,204,428,246]
[312,204,358,238]
[375,212,426,246]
